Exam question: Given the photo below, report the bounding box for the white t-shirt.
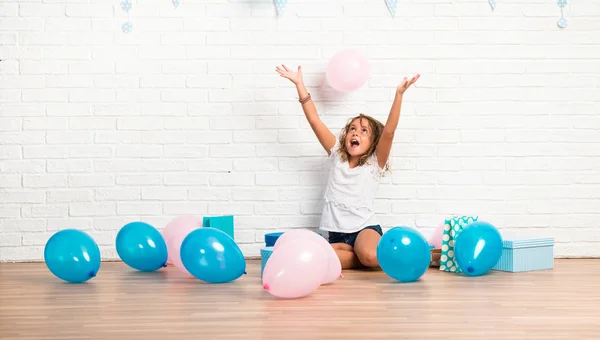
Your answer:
[318,136,387,234]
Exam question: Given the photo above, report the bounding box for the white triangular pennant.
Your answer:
[385,0,397,18]
[275,0,286,15]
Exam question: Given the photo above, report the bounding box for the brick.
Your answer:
[209,173,255,186]
[187,131,233,144]
[163,173,209,186]
[141,131,185,144]
[69,202,115,217]
[163,117,210,130]
[232,188,277,201]
[0,174,21,188]
[0,190,44,204]
[161,90,208,102]
[69,146,114,158]
[95,131,141,144]
[94,75,139,89]
[45,75,92,88]
[70,117,116,130]
[256,172,299,186]
[184,18,230,31]
[0,118,21,131]
[255,203,300,215]
[187,159,233,172]
[20,61,67,75]
[0,104,44,117]
[48,103,91,116]
[23,117,68,130]
[0,160,45,174]
[0,234,21,247]
[0,219,45,232]
[68,174,115,188]
[208,203,254,216]
[116,145,163,158]
[233,131,277,143]
[0,146,22,160]
[46,131,93,144]
[0,75,44,89]
[208,61,253,75]
[278,157,323,171]
[233,103,278,116]
[66,4,112,17]
[188,188,231,201]
[93,217,135,231]
[141,188,187,201]
[117,202,162,216]
[209,145,255,158]
[22,89,68,102]
[162,202,209,215]
[163,145,208,158]
[23,175,68,188]
[116,174,162,186]
[0,206,20,218]
[22,204,69,218]
[0,90,20,103]
[47,189,93,203]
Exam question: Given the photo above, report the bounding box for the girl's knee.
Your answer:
[358,250,379,268]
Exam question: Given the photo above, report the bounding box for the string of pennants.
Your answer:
[119,0,569,33]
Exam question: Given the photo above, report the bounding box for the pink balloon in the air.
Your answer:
[326,49,370,93]
[273,229,342,285]
[263,239,327,299]
[161,215,203,275]
[429,223,446,249]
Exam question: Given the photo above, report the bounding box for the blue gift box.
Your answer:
[264,232,283,247]
[260,246,273,277]
[492,237,554,272]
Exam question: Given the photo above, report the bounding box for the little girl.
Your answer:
[276,64,420,270]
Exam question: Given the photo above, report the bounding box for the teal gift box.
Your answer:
[203,215,234,240]
[260,246,273,277]
[492,237,554,272]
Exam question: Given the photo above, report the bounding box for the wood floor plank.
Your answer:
[1,259,599,339]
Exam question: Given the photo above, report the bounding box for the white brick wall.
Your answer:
[1,0,599,262]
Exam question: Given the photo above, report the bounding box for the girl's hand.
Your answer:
[396,74,420,95]
[276,64,303,86]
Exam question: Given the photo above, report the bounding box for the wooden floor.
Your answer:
[1,259,599,340]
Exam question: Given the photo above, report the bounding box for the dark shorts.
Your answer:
[327,225,383,247]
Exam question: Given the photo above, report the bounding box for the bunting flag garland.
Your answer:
[120,0,133,33]
[557,0,567,28]
[274,0,286,16]
[118,0,570,31]
[385,0,397,18]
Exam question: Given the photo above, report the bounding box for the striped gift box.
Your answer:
[492,237,554,272]
[260,246,274,277]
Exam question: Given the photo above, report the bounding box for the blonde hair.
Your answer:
[336,113,389,171]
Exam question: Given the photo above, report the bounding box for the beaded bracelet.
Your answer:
[299,93,311,104]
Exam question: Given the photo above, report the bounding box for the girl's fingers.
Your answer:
[283,64,290,71]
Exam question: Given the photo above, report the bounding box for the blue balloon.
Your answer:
[377,226,431,282]
[454,221,503,277]
[44,229,101,283]
[180,228,246,283]
[116,221,168,272]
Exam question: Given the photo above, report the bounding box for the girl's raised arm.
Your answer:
[276,64,336,155]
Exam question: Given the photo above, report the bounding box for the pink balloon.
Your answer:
[326,49,370,93]
[161,215,203,275]
[429,223,446,249]
[262,239,327,299]
[273,229,342,285]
